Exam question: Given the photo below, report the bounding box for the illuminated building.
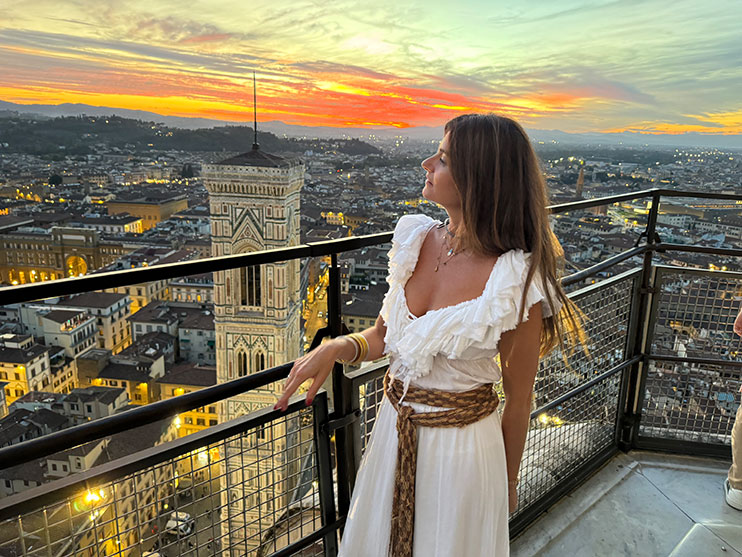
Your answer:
[39,309,97,358]
[106,194,188,231]
[72,214,144,234]
[0,226,131,285]
[157,363,217,437]
[56,292,132,354]
[76,348,163,405]
[171,272,213,304]
[0,334,51,406]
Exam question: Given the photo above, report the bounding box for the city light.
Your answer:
[84,490,101,504]
[538,413,564,427]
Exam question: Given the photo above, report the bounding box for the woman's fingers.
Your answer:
[275,364,305,411]
[304,366,331,405]
[274,345,337,411]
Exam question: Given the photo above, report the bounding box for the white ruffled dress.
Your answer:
[337,214,557,557]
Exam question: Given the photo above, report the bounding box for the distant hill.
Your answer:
[1,99,740,149]
[0,113,382,156]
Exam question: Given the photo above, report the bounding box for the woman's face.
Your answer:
[421,132,460,210]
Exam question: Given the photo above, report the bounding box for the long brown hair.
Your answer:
[444,113,585,357]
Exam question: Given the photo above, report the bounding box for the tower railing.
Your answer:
[0,188,740,555]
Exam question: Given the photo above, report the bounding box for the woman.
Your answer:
[275,113,583,556]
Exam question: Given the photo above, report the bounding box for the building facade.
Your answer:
[157,363,217,437]
[106,195,188,231]
[57,292,132,354]
[0,334,52,405]
[203,147,304,554]
[0,226,132,285]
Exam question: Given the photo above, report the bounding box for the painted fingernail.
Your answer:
[306,398,313,406]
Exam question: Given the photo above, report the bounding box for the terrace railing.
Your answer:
[0,188,739,555]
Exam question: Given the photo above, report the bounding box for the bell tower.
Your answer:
[203,115,304,552]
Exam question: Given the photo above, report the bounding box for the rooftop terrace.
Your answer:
[0,188,739,556]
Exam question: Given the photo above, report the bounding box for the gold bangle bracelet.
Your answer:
[336,335,360,365]
[347,333,368,365]
[357,334,369,362]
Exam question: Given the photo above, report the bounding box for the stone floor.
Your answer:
[511,450,742,557]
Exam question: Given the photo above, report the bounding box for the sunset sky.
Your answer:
[2,0,741,134]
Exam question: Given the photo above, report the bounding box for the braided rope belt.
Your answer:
[383,372,500,557]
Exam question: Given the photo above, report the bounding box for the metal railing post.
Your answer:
[313,393,339,557]
[616,272,643,452]
[620,191,661,450]
[327,254,357,519]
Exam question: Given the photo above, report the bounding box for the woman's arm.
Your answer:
[275,315,388,411]
[498,302,543,512]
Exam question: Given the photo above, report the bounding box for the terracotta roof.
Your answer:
[158,363,216,387]
[215,149,297,168]
[98,362,150,383]
[43,309,88,324]
[341,283,387,319]
[0,344,48,364]
[64,386,125,406]
[58,292,127,309]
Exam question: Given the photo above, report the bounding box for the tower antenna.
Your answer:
[252,71,259,150]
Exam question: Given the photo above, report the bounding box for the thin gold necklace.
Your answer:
[434,220,465,272]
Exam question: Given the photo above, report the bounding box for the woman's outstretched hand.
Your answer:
[274,339,346,411]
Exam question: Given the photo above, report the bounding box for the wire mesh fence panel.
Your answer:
[0,404,325,557]
[532,272,637,410]
[515,372,622,517]
[640,360,740,444]
[357,372,387,455]
[639,267,742,444]
[504,273,635,517]
[650,268,742,361]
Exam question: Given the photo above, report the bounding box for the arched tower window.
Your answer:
[240,265,261,306]
[237,351,248,377]
[253,352,265,373]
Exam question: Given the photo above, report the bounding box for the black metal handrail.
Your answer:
[0,363,293,470]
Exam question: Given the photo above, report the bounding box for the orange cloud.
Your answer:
[688,110,742,129]
[2,28,735,133]
[603,121,742,135]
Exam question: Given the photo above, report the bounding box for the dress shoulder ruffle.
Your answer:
[385,213,437,285]
[379,213,436,325]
